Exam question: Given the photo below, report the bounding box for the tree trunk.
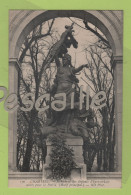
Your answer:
[22,110,36,172]
[109,126,115,171]
[102,108,108,171]
[97,149,102,171]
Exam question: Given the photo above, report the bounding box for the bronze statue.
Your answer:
[40,24,94,140]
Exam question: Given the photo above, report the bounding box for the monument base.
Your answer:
[42,134,87,180]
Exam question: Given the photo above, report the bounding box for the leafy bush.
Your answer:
[48,134,76,180]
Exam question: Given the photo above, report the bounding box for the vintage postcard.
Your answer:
[8,10,122,188]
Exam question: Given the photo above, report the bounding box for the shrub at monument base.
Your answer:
[48,134,76,180]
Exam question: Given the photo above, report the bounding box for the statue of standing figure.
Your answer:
[41,24,92,140]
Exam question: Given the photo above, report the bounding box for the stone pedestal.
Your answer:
[42,134,86,180]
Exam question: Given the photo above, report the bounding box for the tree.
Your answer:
[17,19,56,171]
[83,42,115,171]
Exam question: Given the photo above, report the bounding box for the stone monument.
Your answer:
[41,24,90,180]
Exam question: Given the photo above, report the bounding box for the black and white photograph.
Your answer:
[8,10,123,188]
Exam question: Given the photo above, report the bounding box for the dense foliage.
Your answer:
[48,134,76,180]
